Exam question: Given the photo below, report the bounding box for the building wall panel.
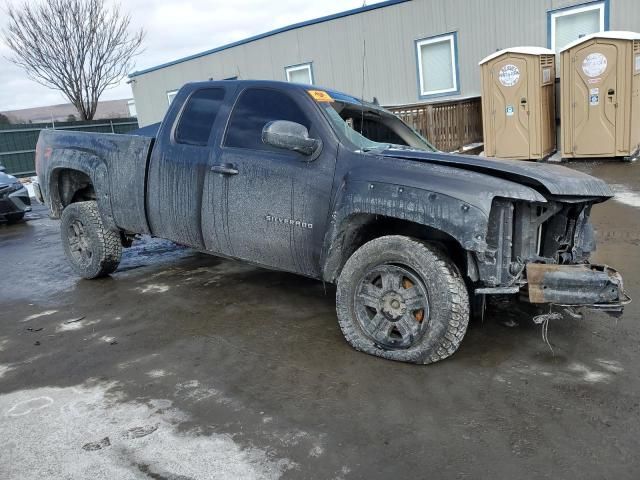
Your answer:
[130,0,638,126]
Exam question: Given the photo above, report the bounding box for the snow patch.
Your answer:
[56,318,100,333]
[611,184,640,208]
[308,444,324,457]
[6,396,54,417]
[22,310,58,322]
[567,362,612,383]
[175,380,227,404]
[136,284,170,294]
[595,359,624,373]
[0,364,15,379]
[0,383,293,479]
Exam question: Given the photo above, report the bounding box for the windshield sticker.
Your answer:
[307,90,334,102]
[582,53,607,78]
[499,64,520,87]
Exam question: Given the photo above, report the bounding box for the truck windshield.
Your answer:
[319,100,436,152]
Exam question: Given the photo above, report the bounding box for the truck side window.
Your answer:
[224,88,311,151]
[175,88,225,146]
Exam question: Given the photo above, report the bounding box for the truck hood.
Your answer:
[379,148,613,199]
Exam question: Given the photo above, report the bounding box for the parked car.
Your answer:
[33,80,629,364]
[0,164,31,223]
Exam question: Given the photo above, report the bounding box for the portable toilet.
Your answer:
[560,31,640,159]
[479,47,556,160]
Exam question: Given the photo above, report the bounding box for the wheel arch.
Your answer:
[46,151,117,230]
[49,168,96,214]
[322,212,474,283]
[320,179,491,283]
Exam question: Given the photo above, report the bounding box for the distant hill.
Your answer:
[1,99,135,124]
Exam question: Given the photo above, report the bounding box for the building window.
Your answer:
[415,32,459,98]
[285,63,314,85]
[549,1,608,53]
[167,90,178,105]
[127,99,137,117]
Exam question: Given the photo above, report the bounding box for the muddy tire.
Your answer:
[60,201,121,279]
[336,235,469,364]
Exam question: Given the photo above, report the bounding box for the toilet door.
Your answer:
[491,56,530,158]
[571,42,618,156]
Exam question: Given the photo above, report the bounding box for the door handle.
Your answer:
[210,163,238,175]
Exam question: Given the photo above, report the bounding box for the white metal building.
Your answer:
[128,0,639,126]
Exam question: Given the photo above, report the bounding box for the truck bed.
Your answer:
[36,129,154,235]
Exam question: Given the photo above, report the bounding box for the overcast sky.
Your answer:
[0,0,384,111]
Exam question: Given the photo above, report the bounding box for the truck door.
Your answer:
[146,87,228,249]
[203,87,336,276]
[491,56,530,158]
[571,42,618,156]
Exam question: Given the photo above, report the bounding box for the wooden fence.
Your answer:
[385,96,483,152]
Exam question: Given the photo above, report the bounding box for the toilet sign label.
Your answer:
[589,88,599,106]
[499,64,520,87]
[582,53,607,78]
[506,105,515,116]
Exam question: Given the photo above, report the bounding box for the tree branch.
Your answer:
[2,0,145,120]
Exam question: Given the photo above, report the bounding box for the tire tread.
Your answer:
[336,235,470,364]
[60,201,121,278]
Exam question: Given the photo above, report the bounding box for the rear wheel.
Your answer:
[60,201,121,278]
[336,235,469,364]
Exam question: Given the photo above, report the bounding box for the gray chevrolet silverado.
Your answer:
[34,80,629,364]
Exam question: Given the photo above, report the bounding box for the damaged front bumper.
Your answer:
[525,263,631,312]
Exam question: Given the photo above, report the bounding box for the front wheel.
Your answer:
[60,201,122,279]
[336,235,469,364]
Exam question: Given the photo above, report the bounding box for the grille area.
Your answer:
[482,199,596,286]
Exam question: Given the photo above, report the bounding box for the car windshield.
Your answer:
[319,99,436,152]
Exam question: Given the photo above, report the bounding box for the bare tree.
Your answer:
[3,0,144,120]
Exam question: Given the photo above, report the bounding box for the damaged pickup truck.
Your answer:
[34,80,629,364]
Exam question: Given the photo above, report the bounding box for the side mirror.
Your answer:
[0,165,5,172]
[262,120,322,160]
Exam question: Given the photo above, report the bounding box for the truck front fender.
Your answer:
[321,179,490,282]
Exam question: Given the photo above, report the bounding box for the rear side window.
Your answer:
[175,88,225,145]
[224,88,311,151]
